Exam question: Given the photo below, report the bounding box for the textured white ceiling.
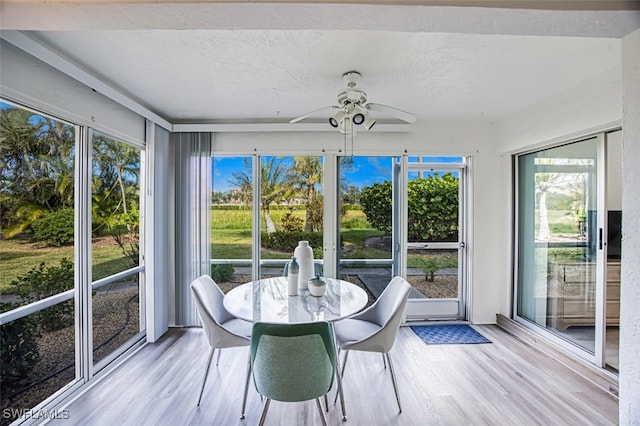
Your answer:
[2,2,639,124]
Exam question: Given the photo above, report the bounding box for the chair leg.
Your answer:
[385,352,402,413]
[333,350,348,421]
[240,350,252,419]
[382,353,387,369]
[216,348,222,366]
[258,398,271,426]
[197,347,215,406]
[316,397,329,426]
[333,350,349,404]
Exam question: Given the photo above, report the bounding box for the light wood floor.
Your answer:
[51,325,618,426]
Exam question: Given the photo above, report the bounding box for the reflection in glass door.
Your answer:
[402,157,466,320]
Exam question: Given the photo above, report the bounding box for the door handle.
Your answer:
[599,228,604,250]
[459,241,466,248]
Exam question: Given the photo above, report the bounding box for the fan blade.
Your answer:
[366,103,416,123]
[289,106,338,124]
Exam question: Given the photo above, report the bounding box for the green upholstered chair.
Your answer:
[190,275,252,416]
[250,321,337,426]
[332,276,411,413]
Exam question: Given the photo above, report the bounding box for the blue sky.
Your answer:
[212,156,462,192]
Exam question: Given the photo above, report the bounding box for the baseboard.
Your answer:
[496,314,619,398]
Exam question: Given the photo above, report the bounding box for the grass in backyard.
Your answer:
[1,208,384,293]
[0,238,134,294]
[341,209,371,229]
[340,229,389,259]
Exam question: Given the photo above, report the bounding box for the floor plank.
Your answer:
[51,325,618,425]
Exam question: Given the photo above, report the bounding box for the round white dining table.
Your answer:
[223,276,368,323]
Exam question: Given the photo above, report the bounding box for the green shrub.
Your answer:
[31,207,75,246]
[361,175,459,241]
[211,264,235,282]
[280,212,304,233]
[11,258,74,331]
[0,302,40,399]
[417,255,458,281]
[261,231,323,252]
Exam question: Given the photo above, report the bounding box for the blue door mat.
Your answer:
[411,324,491,345]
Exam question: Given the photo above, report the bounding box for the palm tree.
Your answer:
[0,107,75,237]
[288,156,322,231]
[92,135,140,234]
[230,157,288,233]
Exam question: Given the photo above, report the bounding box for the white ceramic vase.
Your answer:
[293,241,314,290]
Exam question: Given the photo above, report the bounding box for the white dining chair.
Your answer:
[190,275,253,417]
[332,276,411,413]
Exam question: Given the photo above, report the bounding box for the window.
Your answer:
[0,100,146,421]
[91,132,145,367]
[0,101,78,417]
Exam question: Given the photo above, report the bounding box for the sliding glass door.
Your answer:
[515,132,620,369]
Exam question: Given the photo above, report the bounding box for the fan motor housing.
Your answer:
[337,89,367,107]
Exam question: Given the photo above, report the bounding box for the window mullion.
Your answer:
[74,126,93,382]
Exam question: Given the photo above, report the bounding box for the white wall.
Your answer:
[214,120,504,324]
[495,66,622,154]
[620,27,640,426]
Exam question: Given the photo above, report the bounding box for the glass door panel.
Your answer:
[338,156,394,298]
[259,156,323,280]
[0,102,78,418]
[403,157,465,320]
[91,132,144,367]
[517,138,598,354]
[211,156,253,291]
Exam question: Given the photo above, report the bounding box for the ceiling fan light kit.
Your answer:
[362,114,376,131]
[290,70,416,135]
[329,110,347,128]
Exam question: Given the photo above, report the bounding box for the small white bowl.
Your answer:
[308,277,327,297]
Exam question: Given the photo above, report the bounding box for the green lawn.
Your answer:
[0,238,132,294]
[1,208,382,294]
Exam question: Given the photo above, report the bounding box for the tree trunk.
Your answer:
[264,207,276,233]
[538,191,550,241]
[304,187,313,232]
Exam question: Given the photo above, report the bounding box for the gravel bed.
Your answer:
[1,289,140,425]
[217,273,458,306]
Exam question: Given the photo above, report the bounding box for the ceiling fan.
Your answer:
[289,71,416,134]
